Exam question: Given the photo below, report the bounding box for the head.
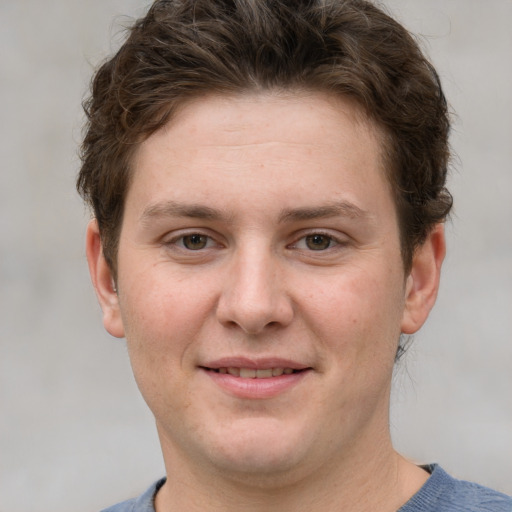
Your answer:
[81,0,451,489]
[77,0,452,280]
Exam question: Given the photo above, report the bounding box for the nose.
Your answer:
[216,247,294,335]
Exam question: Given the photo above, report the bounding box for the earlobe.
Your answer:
[85,219,125,338]
[401,223,446,334]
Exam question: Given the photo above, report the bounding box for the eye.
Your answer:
[180,233,211,250]
[164,233,216,251]
[304,234,334,251]
[161,230,223,261]
[292,232,341,251]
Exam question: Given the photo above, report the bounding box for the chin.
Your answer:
[200,417,317,479]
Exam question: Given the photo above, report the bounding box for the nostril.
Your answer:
[215,274,294,334]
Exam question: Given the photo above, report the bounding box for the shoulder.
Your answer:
[100,478,166,512]
[400,465,512,512]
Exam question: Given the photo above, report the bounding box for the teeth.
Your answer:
[217,367,297,378]
[240,368,256,378]
[256,368,272,378]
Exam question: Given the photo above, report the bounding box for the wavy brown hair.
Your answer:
[78,0,452,277]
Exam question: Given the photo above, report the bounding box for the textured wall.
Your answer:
[1,1,510,510]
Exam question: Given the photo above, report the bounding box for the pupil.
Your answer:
[184,234,207,250]
[306,234,330,250]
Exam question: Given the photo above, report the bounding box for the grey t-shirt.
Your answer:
[100,465,512,512]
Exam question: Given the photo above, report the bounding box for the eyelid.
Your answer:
[160,228,349,252]
[162,229,223,250]
[289,230,349,250]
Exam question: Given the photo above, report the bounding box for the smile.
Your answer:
[210,367,298,378]
[202,363,310,399]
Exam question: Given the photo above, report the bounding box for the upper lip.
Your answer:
[201,357,311,370]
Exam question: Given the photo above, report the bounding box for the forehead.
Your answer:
[150,91,382,151]
[127,91,392,220]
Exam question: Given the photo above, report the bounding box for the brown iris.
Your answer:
[305,234,332,250]
[183,234,208,250]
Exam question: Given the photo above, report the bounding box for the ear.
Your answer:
[85,219,125,338]
[401,223,446,334]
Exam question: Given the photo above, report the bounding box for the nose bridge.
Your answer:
[216,240,292,333]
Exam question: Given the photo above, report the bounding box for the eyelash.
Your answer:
[164,232,220,251]
[290,232,344,252]
[164,230,346,253]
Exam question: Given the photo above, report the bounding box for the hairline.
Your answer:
[105,87,409,279]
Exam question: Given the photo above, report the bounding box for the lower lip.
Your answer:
[203,369,309,399]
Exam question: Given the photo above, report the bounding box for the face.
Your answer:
[88,92,444,483]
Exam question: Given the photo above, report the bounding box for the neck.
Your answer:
[154,426,428,512]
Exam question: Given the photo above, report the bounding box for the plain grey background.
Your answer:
[1,1,511,510]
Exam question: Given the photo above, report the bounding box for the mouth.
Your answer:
[203,367,304,378]
[200,359,311,398]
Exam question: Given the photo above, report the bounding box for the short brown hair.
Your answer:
[78,0,452,276]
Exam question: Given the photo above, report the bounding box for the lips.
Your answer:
[210,367,298,378]
[202,357,309,375]
[200,358,311,399]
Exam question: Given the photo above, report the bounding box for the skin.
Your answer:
[87,92,445,511]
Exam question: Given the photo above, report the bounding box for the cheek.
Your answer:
[301,264,405,360]
[117,270,211,379]
[118,286,201,417]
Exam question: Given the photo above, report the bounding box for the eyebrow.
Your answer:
[140,201,230,226]
[139,199,370,226]
[278,201,371,223]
